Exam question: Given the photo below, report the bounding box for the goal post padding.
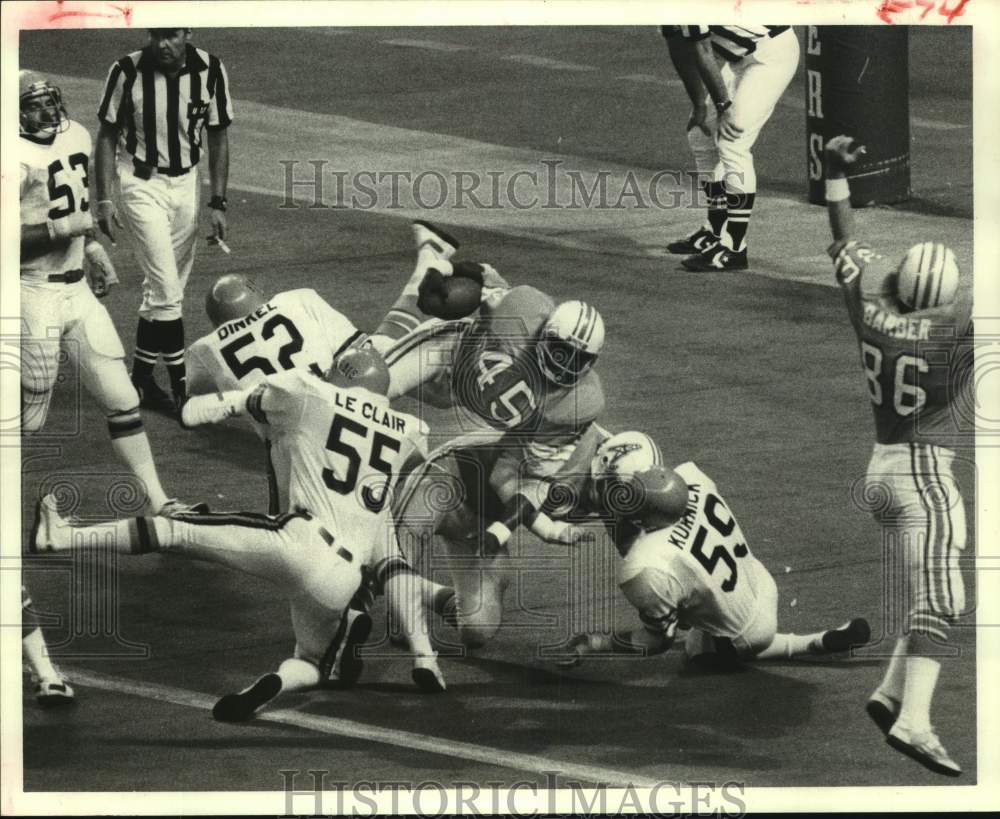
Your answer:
[805,25,911,206]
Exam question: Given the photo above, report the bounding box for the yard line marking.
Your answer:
[777,93,967,130]
[503,54,596,72]
[67,668,661,787]
[381,38,473,52]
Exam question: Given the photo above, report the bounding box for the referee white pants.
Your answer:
[864,442,967,641]
[143,509,362,665]
[686,29,800,194]
[117,159,199,321]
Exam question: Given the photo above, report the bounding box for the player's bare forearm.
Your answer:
[692,39,729,106]
[666,36,708,107]
[207,127,230,199]
[94,122,119,202]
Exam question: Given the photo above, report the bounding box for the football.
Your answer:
[417,269,483,319]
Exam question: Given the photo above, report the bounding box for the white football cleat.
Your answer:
[29,494,64,554]
[35,677,75,707]
[412,653,446,693]
[887,722,962,777]
[412,220,459,260]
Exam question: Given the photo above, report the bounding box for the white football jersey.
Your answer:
[186,288,363,398]
[248,369,427,564]
[20,120,92,283]
[618,462,767,640]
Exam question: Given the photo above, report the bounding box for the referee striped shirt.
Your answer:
[662,25,791,62]
[98,43,233,173]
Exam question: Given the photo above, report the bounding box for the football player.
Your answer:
[21,583,74,707]
[31,348,446,722]
[19,70,183,516]
[824,136,973,777]
[377,227,607,649]
[537,432,872,670]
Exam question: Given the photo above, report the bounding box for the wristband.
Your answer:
[486,521,512,547]
[208,196,228,211]
[825,177,850,202]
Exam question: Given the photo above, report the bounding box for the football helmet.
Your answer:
[20,71,68,136]
[897,242,959,311]
[205,274,266,327]
[537,300,605,386]
[327,346,391,396]
[590,430,663,484]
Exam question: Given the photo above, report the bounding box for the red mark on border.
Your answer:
[877,0,969,23]
[25,1,134,28]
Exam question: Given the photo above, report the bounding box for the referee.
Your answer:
[95,27,233,415]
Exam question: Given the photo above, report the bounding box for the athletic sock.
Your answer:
[159,318,186,398]
[875,636,909,702]
[754,631,823,659]
[704,180,727,237]
[22,627,60,681]
[276,657,320,693]
[107,411,170,513]
[897,655,941,732]
[723,191,756,252]
[132,318,159,383]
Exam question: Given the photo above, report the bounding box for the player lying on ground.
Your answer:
[824,135,973,777]
[527,431,872,669]
[31,349,446,723]
[19,71,188,516]
[374,223,608,648]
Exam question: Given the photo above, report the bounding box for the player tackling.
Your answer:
[31,348,446,721]
[824,135,972,777]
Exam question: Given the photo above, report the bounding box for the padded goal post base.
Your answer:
[805,25,911,206]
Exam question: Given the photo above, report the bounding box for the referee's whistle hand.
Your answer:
[96,200,123,245]
[210,209,227,242]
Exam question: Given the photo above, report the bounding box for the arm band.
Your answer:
[825,177,850,202]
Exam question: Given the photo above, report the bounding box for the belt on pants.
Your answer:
[298,510,353,563]
[131,158,192,180]
[47,269,84,284]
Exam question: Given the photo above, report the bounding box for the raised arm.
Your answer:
[824,135,867,243]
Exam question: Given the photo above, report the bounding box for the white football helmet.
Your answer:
[897,242,959,311]
[537,300,605,386]
[590,431,663,483]
[19,70,68,137]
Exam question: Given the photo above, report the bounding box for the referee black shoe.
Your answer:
[132,376,177,417]
[212,673,283,722]
[666,227,718,255]
[681,242,749,272]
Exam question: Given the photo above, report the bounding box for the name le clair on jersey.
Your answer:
[862,301,931,341]
[666,482,702,549]
[334,391,408,433]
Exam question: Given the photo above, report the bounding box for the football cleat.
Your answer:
[323,609,373,689]
[681,242,749,272]
[411,653,446,693]
[537,300,605,386]
[34,677,76,707]
[897,242,959,311]
[212,673,283,722]
[666,227,718,255]
[820,618,872,653]
[20,70,69,136]
[866,691,900,737]
[412,220,459,260]
[205,273,267,328]
[29,494,62,554]
[326,347,391,396]
[887,723,962,777]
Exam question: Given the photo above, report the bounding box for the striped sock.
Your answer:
[723,191,756,252]
[132,318,159,382]
[159,318,186,396]
[703,180,727,237]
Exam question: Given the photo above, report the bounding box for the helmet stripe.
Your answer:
[581,303,596,345]
[918,241,935,309]
[571,302,587,340]
[911,244,925,307]
[932,247,948,306]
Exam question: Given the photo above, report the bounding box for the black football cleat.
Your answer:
[133,377,178,417]
[821,618,872,653]
[212,673,283,722]
[681,242,749,272]
[666,227,718,255]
